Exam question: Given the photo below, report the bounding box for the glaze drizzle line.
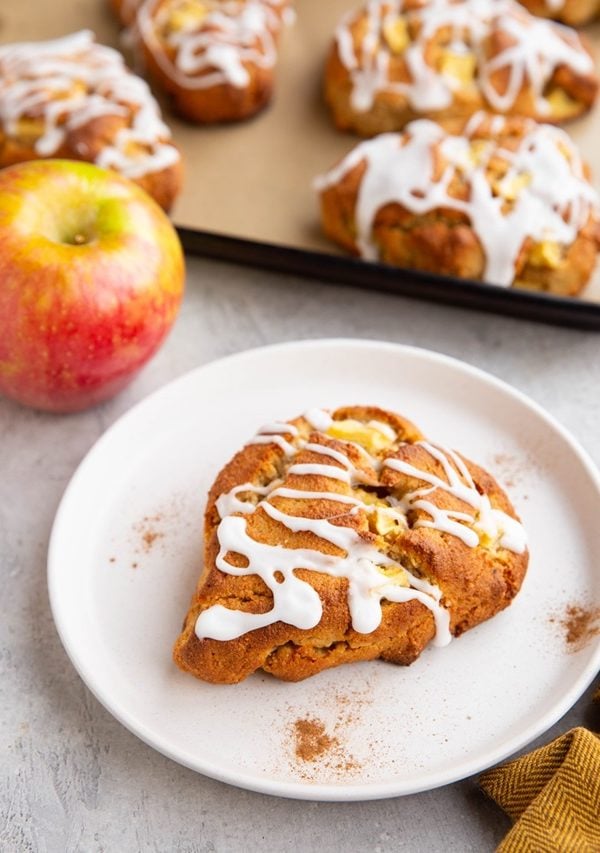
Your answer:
[136,0,291,91]
[333,0,593,117]
[315,114,600,286]
[0,30,179,179]
[196,409,527,647]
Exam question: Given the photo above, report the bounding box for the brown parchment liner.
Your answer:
[2,0,600,300]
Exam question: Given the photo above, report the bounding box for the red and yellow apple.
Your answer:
[0,159,185,412]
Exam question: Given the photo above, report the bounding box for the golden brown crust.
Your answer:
[317,114,600,295]
[0,34,183,212]
[173,405,529,684]
[324,0,598,136]
[135,0,290,123]
[0,115,183,213]
[142,52,274,124]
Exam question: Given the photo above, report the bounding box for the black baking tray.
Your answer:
[177,227,600,331]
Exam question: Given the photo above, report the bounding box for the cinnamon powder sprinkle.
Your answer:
[293,718,338,762]
[550,603,600,652]
[133,513,166,555]
[142,530,162,550]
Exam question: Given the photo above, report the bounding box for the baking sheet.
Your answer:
[4,0,600,325]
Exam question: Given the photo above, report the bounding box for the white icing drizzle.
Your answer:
[247,421,298,456]
[197,500,452,642]
[215,481,275,516]
[136,0,291,91]
[269,487,364,507]
[303,407,333,431]
[301,442,379,487]
[368,419,397,440]
[196,411,527,648]
[287,463,352,482]
[247,434,296,456]
[256,421,299,436]
[0,30,179,180]
[315,115,600,286]
[304,442,354,468]
[215,483,364,521]
[333,0,594,117]
[344,439,382,471]
[384,441,528,552]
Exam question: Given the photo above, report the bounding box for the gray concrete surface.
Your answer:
[2,256,599,853]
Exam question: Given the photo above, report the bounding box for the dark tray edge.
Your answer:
[175,226,600,331]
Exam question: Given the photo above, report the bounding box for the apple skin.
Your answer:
[0,159,185,412]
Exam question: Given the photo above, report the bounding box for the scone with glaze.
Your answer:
[324,0,598,136]
[315,113,600,294]
[173,405,529,684]
[133,0,293,123]
[0,30,182,212]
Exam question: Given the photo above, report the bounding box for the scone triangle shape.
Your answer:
[174,406,528,683]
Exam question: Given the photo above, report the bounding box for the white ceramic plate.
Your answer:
[48,339,600,801]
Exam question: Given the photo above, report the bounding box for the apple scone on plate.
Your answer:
[0,30,182,211]
[324,0,598,136]
[131,0,293,123]
[315,113,600,294]
[174,405,528,684]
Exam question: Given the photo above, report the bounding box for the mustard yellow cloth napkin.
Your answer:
[480,727,600,853]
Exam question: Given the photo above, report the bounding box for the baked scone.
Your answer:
[517,0,599,26]
[0,30,182,211]
[324,0,598,136]
[315,113,600,294]
[174,405,529,684]
[133,0,293,123]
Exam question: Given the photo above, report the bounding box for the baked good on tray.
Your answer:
[173,405,529,684]
[324,0,598,136]
[315,113,600,294]
[132,0,293,123]
[517,0,599,26]
[0,30,182,211]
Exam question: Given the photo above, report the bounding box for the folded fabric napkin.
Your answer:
[480,727,600,853]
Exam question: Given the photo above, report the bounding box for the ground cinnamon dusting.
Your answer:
[563,604,600,651]
[132,513,166,558]
[285,685,374,780]
[142,530,162,549]
[550,603,600,652]
[138,515,165,552]
[293,718,338,761]
[290,715,361,776]
[122,493,192,571]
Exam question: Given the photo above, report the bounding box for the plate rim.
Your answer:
[47,338,600,801]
